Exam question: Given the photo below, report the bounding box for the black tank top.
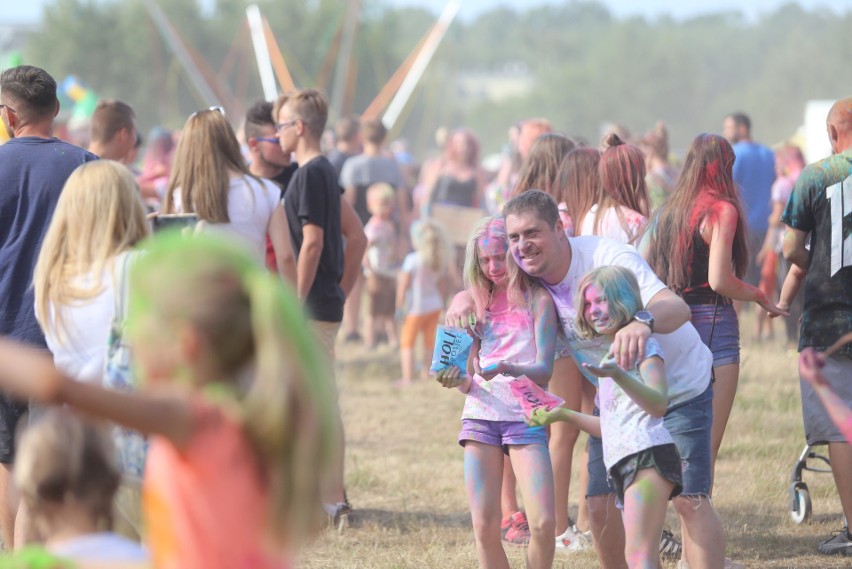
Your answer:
[431,174,477,207]
[682,229,728,305]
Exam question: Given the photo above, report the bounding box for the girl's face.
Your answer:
[477,235,508,286]
[583,284,614,335]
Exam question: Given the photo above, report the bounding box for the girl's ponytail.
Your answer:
[241,271,339,545]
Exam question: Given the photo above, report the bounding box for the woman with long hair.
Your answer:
[163,108,291,275]
[582,134,649,245]
[643,133,786,483]
[419,128,488,212]
[513,133,576,197]
[553,148,602,236]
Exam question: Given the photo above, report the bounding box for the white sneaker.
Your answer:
[555,525,591,551]
[676,557,744,569]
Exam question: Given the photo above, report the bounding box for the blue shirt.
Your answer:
[732,141,776,234]
[0,137,98,348]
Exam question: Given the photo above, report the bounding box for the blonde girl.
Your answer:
[0,232,338,569]
[33,160,149,383]
[15,409,147,562]
[396,219,452,385]
[436,216,557,569]
[530,265,682,569]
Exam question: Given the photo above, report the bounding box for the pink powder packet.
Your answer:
[511,377,565,420]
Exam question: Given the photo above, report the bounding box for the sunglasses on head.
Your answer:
[189,105,226,120]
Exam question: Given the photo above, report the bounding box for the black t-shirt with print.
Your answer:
[283,156,345,322]
[781,150,852,357]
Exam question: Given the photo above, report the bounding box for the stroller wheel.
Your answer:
[789,482,812,524]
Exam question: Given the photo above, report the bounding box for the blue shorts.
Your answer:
[587,383,714,498]
[459,419,548,455]
[690,302,740,367]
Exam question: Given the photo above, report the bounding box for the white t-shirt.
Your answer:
[543,235,711,407]
[579,204,647,245]
[401,252,443,316]
[174,175,280,263]
[598,338,673,468]
[43,269,114,384]
[48,532,148,562]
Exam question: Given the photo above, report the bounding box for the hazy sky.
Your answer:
[5,0,851,25]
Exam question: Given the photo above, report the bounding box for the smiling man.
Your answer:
[448,190,729,569]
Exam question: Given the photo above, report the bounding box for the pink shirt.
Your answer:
[462,292,539,422]
[144,396,290,569]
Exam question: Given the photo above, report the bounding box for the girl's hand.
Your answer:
[435,366,465,389]
[582,353,623,378]
[769,301,790,319]
[479,360,514,380]
[0,340,64,404]
[527,407,561,427]
[799,348,829,388]
[756,292,789,319]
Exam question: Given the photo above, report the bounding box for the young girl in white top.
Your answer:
[396,219,452,385]
[15,409,148,563]
[33,160,149,385]
[436,216,557,569]
[531,265,682,569]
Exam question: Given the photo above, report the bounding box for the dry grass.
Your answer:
[300,313,850,568]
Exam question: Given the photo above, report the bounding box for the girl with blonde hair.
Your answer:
[163,107,292,272]
[396,219,453,385]
[33,160,149,383]
[436,216,558,569]
[0,232,339,569]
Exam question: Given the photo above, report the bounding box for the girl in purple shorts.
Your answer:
[436,216,558,569]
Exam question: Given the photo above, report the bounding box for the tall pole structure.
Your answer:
[330,0,361,118]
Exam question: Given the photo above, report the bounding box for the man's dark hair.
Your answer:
[90,100,135,145]
[244,100,275,140]
[0,65,58,123]
[727,112,751,133]
[361,118,387,146]
[502,189,560,228]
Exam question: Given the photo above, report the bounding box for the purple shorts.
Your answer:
[459,418,548,455]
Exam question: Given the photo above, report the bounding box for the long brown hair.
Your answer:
[553,148,601,233]
[513,133,576,197]
[594,133,650,240]
[164,108,254,222]
[646,133,749,293]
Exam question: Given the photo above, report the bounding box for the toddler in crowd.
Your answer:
[396,219,452,385]
[363,182,399,348]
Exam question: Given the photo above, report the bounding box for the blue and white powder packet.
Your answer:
[430,326,474,375]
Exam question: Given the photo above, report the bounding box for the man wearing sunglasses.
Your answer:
[245,100,298,193]
[0,65,97,548]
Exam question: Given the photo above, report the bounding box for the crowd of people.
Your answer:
[0,62,850,569]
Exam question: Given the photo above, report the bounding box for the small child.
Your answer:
[363,182,399,348]
[0,232,338,569]
[396,219,452,385]
[435,216,557,569]
[530,265,681,569]
[14,409,148,563]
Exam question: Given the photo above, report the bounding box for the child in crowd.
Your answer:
[363,182,399,349]
[396,219,452,386]
[530,265,682,569]
[0,232,338,569]
[435,216,557,569]
[15,409,148,563]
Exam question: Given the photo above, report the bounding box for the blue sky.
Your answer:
[5,0,851,25]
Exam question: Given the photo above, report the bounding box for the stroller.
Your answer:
[788,443,831,524]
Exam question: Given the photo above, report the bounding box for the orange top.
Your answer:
[144,397,290,569]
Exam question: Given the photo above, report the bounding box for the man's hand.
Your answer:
[611,320,650,370]
[444,292,481,337]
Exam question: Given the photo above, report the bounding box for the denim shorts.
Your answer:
[609,444,683,508]
[587,383,714,498]
[459,419,548,455]
[690,302,740,367]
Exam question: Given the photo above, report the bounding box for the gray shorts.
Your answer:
[799,353,852,445]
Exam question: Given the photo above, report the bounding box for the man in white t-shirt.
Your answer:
[448,190,728,569]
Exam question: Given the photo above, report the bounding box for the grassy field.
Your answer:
[300,314,849,569]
